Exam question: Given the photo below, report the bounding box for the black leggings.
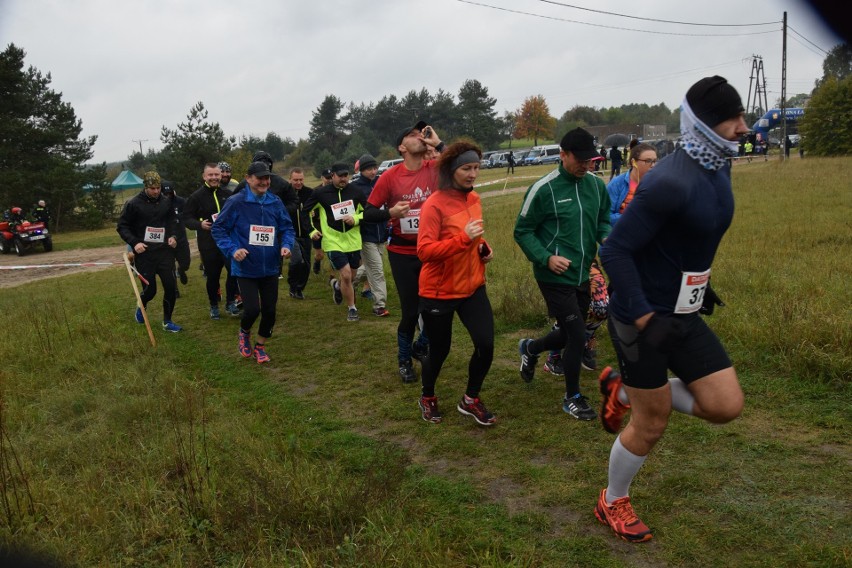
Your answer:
[420,286,494,399]
[388,250,428,362]
[199,246,237,306]
[135,249,177,322]
[237,276,279,339]
[532,282,591,397]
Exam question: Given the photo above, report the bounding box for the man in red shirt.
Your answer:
[364,121,445,383]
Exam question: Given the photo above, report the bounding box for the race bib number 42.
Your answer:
[331,200,354,221]
[249,225,275,247]
[674,269,710,314]
[400,209,421,234]
[144,226,165,243]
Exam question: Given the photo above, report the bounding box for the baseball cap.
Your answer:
[395,120,428,148]
[559,128,600,161]
[247,161,273,177]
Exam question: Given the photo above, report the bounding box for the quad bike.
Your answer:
[0,218,53,256]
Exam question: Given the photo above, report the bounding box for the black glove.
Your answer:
[641,314,684,353]
[699,283,725,316]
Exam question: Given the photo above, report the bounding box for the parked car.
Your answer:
[524,145,561,166]
[377,158,403,175]
[788,134,801,147]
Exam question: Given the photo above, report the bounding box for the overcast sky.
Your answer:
[0,0,841,164]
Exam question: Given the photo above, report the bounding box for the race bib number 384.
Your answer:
[674,269,710,314]
[144,226,165,243]
[249,225,275,247]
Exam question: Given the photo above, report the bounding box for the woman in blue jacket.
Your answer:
[606,143,658,225]
[213,162,295,363]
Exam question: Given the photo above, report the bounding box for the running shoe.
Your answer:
[411,341,429,362]
[372,306,390,317]
[289,289,305,300]
[399,361,417,384]
[361,289,375,301]
[418,396,442,424]
[457,396,496,426]
[543,352,564,376]
[162,321,183,333]
[599,366,630,434]
[330,278,343,305]
[582,337,598,371]
[518,339,538,383]
[238,329,253,358]
[594,488,653,543]
[225,302,241,316]
[134,307,144,324]
[178,267,188,285]
[563,394,597,421]
[210,305,220,320]
[347,307,360,322]
[254,344,270,364]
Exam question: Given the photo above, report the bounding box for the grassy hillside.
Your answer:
[0,157,849,566]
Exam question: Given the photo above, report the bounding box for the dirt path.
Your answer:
[0,242,199,289]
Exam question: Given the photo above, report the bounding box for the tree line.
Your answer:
[2,42,849,231]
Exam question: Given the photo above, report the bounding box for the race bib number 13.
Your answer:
[249,225,275,247]
[400,209,421,234]
[674,269,710,314]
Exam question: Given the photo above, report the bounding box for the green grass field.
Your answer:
[0,157,849,566]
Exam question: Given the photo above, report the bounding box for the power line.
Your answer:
[457,1,781,37]
[788,25,830,55]
[534,0,779,27]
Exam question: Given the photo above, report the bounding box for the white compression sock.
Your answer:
[669,377,695,416]
[606,436,647,502]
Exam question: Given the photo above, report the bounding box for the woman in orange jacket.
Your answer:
[416,142,496,426]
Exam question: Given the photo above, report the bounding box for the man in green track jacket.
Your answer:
[514,127,612,420]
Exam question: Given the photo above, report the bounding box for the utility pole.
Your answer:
[131,139,148,155]
[780,11,788,161]
[746,56,768,118]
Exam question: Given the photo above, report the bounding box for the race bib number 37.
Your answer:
[674,269,710,314]
[249,225,275,247]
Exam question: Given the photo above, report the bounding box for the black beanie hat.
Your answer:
[358,154,377,170]
[686,76,744,128]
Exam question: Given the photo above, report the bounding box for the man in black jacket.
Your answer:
[161,180,190,287]
[117,171,182,332]
[286,167,313,299]
[183,163,238,319]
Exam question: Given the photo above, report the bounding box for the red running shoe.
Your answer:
[457,396,496,426]
[594,488,652,543]
[254,343,270,364]
[238,329,253,358]
[599,366,630,434]
[418,396,442,424]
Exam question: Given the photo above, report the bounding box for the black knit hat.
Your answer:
[686,76,744,128]
[358,154,377,170]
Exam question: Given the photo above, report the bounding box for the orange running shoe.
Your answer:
[599,366,630,434]
[594,488,652,543]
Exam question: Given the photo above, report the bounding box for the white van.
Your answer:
[377,158,403,176]
[524,144,561,166]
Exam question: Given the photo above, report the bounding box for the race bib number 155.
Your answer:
[249,225,275,246]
